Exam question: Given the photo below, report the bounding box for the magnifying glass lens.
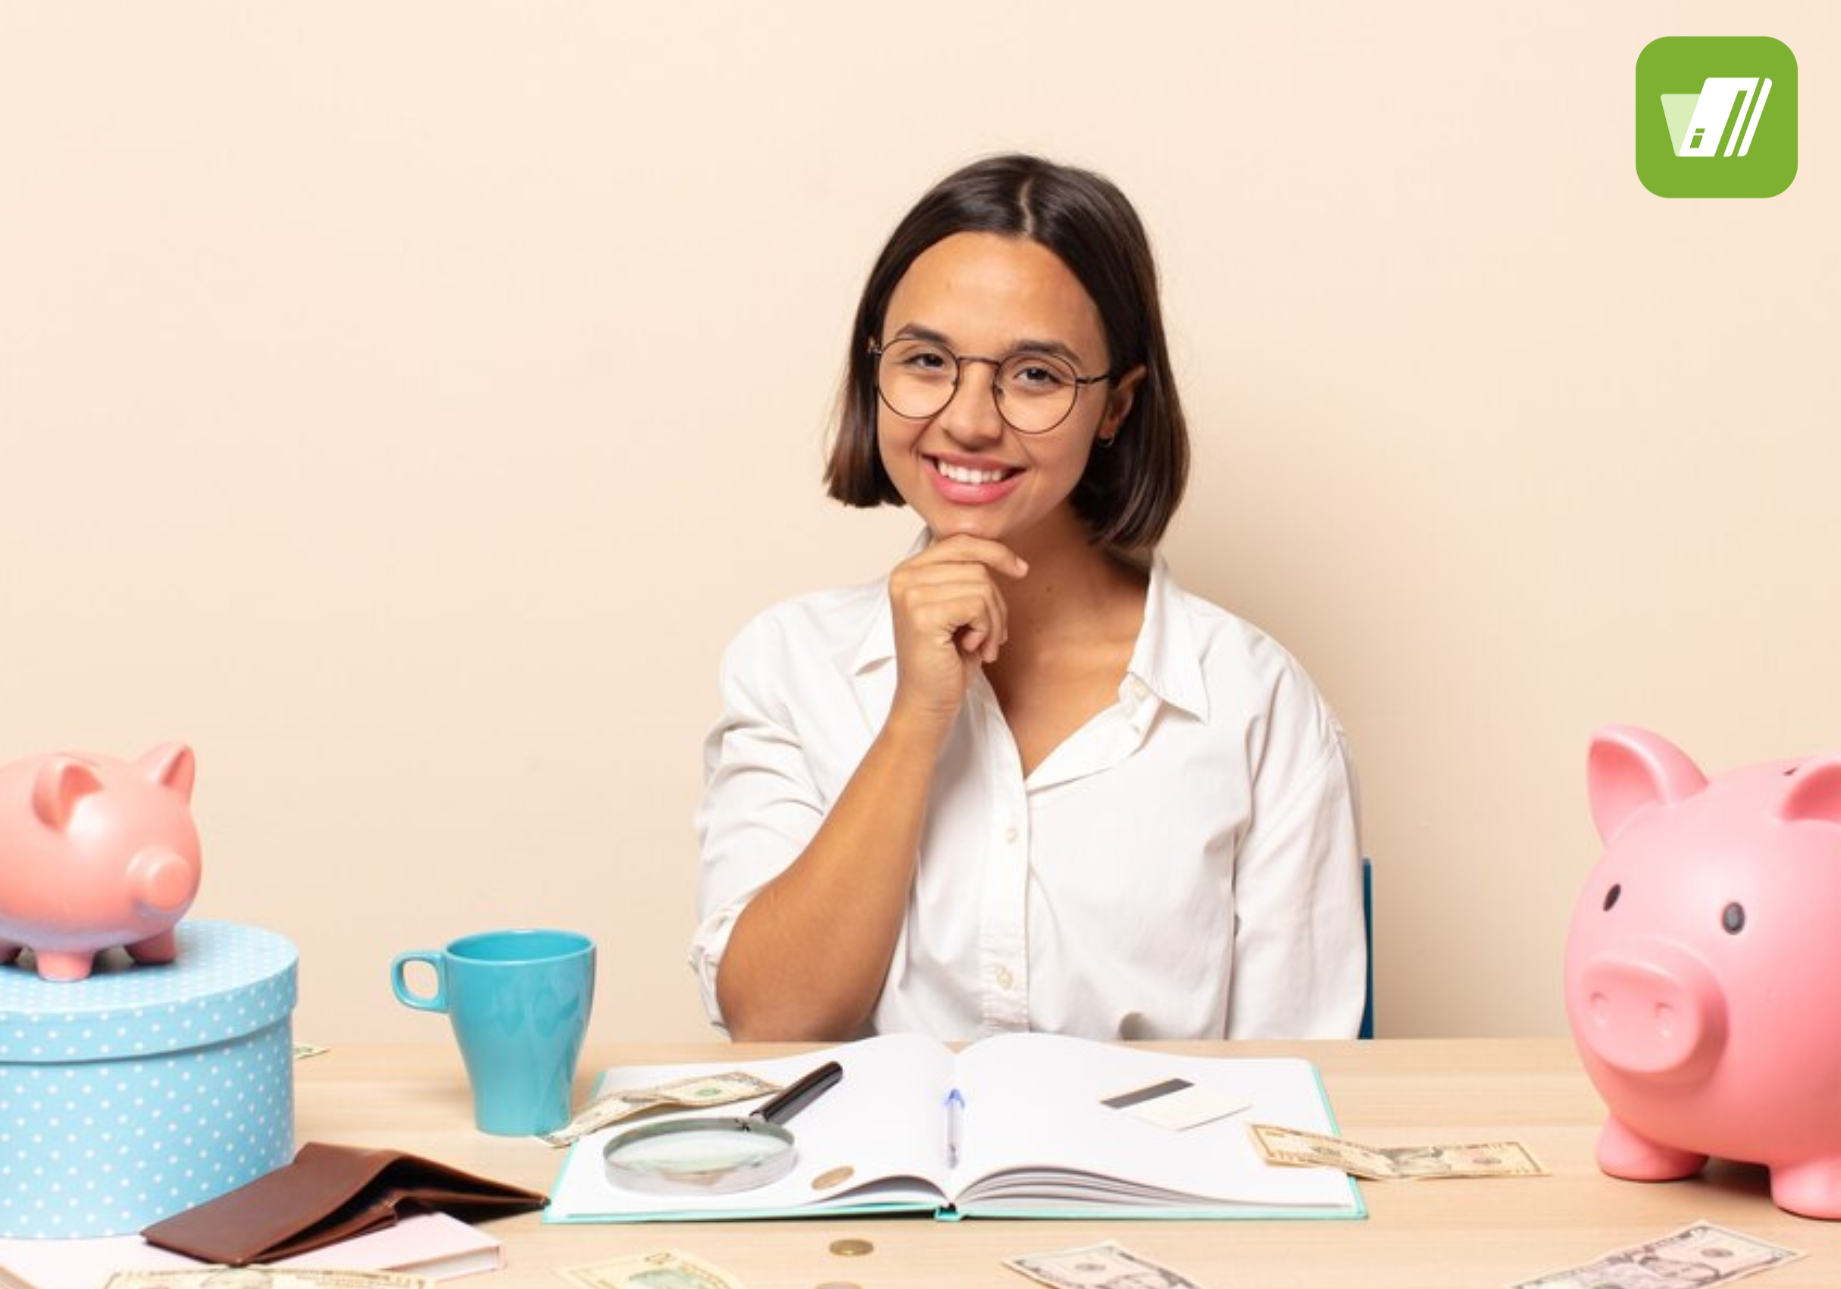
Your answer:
[604,1122,796,1193]
[602,1059,842,1197]
[616,1128,782,1174]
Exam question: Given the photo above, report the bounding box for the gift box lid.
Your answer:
[0,919,297,1064]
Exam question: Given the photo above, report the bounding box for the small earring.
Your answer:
[1099,434,1119,451]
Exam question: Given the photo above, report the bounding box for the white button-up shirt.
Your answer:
[690,547,1365,1041]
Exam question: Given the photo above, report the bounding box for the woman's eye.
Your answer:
[1010,361,1068,389]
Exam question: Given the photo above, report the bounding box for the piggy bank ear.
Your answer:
[1779,755,1841,827]
[32,756,105,831]
[136,743,196,801]
[1588,726,1708,842]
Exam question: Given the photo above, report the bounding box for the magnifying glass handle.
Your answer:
[756,1060,844,1126]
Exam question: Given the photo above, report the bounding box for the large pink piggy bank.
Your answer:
[1567,725,1841,1219]
[0,743,201,981]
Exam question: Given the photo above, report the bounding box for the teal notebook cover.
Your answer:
[545,1033,1365,1224]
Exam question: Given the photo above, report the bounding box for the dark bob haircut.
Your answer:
[824,153,1189,554]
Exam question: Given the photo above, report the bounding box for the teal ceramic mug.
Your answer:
[391,928,595,1136]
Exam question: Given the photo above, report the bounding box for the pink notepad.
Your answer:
[0,1212,501,1289]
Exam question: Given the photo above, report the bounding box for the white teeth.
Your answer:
[937,460,1011,485]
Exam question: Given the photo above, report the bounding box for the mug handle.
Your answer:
[391,950,448,1012]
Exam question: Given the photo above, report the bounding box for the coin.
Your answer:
[828,1238,875,1257]
[811,1165,856,1191]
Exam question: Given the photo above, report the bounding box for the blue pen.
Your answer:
[945,1087,965,1168]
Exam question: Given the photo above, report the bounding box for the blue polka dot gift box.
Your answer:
[0,919,296,1238]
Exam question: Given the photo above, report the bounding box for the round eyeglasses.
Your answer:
[871,337,1115,435]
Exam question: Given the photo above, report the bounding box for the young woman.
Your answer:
[691,154,1364,1042]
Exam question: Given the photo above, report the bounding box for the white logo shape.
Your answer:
[1661,77,1773,157]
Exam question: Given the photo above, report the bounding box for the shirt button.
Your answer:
[1003,826,1018,844]
[995,966,1014,990]
[1129,677,1149,699]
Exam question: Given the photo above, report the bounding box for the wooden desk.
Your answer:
[299,1039,1841,1287]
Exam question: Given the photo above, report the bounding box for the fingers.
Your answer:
[886,538,1030,721]
[890,536,1029,646]
[894,577,1008,660]
[886,536,1030,722]
[912,533,1030,581]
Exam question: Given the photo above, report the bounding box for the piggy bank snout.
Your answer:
[1577,945,1726,1081]
[129,846,200,913]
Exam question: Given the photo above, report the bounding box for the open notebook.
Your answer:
[546,1032,1363,1222]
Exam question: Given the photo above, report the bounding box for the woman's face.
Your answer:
[875,231,1140,548]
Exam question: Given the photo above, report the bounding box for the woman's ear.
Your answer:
[1099,364,1147,442]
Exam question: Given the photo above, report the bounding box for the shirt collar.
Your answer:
[846,530,1209,724]
[1126,553,1209,722]
[851,593,898,676]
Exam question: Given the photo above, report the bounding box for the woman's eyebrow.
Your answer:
[1006,336,1086,364]
[890,322,954,345]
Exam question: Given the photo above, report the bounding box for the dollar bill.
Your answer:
[558,1249,748,1289]
[1508,1221,1805,1289]
[1003,1241,1203,1289]
[103,1271,429,1289]
[542,1071,783,1146]
[1248,1123,1546,1180]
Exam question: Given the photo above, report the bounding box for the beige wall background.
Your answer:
[2,2,1835,1044]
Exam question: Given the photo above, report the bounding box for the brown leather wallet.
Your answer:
[141,1142,548,1265]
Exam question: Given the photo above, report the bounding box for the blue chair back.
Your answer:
[1359,857,1375,1039]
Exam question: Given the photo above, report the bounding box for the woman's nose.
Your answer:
[934,362,1007,444]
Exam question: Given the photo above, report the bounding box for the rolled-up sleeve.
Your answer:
[1224,669,1366,1039]
[688,616,828,1031]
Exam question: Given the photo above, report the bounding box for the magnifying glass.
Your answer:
[602,1059,844,1195]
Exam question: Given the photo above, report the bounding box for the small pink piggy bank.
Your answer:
[1567,725,1841,1219]
[0,743,201,981]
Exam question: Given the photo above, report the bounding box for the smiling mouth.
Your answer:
[931,457,1020,485]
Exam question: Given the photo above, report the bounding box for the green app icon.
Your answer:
[1636,37,1797,198]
